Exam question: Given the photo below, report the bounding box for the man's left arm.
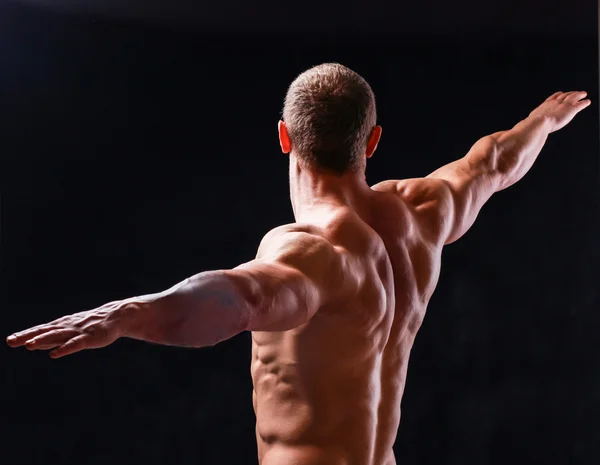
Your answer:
[6,229,342,358]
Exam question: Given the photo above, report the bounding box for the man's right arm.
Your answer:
[378,90,590,245]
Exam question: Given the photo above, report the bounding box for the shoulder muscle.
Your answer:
[258,227,342,293]
[373,178,453,244]
[232,226,344,331]
[373,136,500,245]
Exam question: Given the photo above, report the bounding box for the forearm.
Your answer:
[491,115,554,191]
[118,270,251,348]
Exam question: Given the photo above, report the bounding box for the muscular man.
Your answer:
[7,64,590,465]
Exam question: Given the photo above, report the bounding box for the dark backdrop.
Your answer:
[2,1,599,464]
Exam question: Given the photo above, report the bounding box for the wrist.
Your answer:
[113,299,146,339]
[526,114,555,133]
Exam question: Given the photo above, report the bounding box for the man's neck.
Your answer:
[288,155,372,221]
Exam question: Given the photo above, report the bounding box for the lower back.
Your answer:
[251,297,403,465]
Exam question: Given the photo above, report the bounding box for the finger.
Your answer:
[576,99,591,110]
[25,329,80,351]
[50,334,91,359]
[557,91,576,102]
[7,326,60,348]
[565,91,587,104]
[546,91,563,101]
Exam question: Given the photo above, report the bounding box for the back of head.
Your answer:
[282,63,377,176]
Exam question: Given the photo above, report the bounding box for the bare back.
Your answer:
[251,181,444,465]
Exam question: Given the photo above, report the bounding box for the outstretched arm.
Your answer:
[428,90,590,244]
[6,227,341,358]
[374,91,591,245]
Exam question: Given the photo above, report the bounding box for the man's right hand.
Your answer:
[529,91,591,133]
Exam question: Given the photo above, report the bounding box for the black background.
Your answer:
[2,1,599,464]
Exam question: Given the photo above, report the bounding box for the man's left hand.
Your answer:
[6,301,127,358]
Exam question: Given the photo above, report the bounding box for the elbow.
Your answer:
[495,154,522,192]
[225,269,264,331]
[486,136,517,191]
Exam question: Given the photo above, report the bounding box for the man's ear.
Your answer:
[278,121,291,154]
[366,125,382,159]
[277,121,292,153]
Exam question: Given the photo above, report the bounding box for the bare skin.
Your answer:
[7,91,590,465]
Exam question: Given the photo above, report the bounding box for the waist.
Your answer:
[258,443,397,465]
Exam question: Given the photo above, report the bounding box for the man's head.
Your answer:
[280,63,382,176]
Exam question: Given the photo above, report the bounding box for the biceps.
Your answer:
[230,262,319,332]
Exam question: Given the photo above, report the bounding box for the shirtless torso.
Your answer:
[252,179,447,465]
[250,91,589,465]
